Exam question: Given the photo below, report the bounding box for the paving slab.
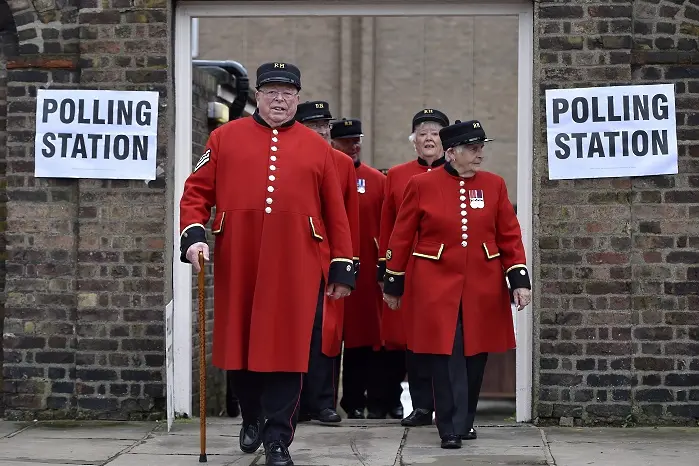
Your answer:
[289,425,403,466]
[0,462,92,466]
[401,426,547,466]
[0,437,132,464]
[165,418,242,438]
[544,427,699,466]
[11,421,158,440]
[107,453,252,465]
[0,422,27,438]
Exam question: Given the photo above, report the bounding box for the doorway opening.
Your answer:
[173,0,534,422]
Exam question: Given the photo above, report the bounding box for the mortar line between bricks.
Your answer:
[538,427,556,466]
[392,427,409,466]
[99,424,161,465]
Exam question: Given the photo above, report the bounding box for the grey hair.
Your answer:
[409,121,442,146]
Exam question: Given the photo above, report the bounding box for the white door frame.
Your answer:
[173,0,534,422]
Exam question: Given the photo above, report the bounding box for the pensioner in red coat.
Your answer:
[324,148,361,357]
[342,162,385,349]
[179,114,355,373]
[383,164,529,356]
[377,157,446,348]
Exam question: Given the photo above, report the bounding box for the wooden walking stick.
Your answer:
[198,251,207,463]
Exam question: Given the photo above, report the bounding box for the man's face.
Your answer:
[255,83,300,126]
[332,136,362,162]
[303,119,331,141]
[413,121,444,158]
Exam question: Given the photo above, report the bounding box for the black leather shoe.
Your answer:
[367,409,387,419]
[388,406,403,419]
[441,434,462,449]
[239,418,263,453]
[401,408,433,427]
[346,408,365,419]
[317,408,341,423]
[461,428,477,440]
[265,441,294,466]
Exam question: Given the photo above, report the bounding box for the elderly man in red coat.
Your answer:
[180,62,355,466]
[377,108,450,427]
[382,119,531,449]
[330,119,392,419]
[293,101,360,424]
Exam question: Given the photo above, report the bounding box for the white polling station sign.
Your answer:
[545,84,678,180]
[34,89,159,180]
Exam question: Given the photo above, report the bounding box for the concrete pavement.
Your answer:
[1,416,697,465]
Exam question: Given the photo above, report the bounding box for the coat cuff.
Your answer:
[353,258,360,279]
[180,224,207,263]
[507,265,531,290]
[376,259,386,283]
[383,269,405,296]
[329,259,356,289]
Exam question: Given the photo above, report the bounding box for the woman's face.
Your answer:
[448,143,485,175]
[413,122,444,158]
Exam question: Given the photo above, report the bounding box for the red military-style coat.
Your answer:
[383,164,530,356]
[342,162,385,349]
[377,157,446,348]
[179,113,355,373]
[323,148,361,356]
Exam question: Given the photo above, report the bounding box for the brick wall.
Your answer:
[533,0,698,427]
[0,0,18,418]
[190,68,225,417]
[2,0,171,420]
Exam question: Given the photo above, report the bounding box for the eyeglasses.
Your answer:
[260,89,298,100]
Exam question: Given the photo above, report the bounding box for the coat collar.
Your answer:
[417,155,446,167]
[253,109,296,129]
[444,162,477,180]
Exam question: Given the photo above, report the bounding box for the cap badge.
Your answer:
[274,63,285,68]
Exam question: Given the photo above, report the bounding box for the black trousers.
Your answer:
[380,348,407,411]
[429,311,488,438]
[300,279,338,415]
[407,349,433,411]
[340,346,382,412]
[229,370,304,446]
[340,346,405,412]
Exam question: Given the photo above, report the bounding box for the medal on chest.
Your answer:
[357,178,366,194]
[468,189,484,209]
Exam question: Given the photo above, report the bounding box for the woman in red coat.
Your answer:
[377,108,450,427]
[382,120,531,449]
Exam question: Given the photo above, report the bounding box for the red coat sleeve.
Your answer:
[345,163,361,269]
[322,148,356,289]
[376,171,395,282]
[495,178,531,290]
[383,177,422,297]
[179,131,219,262]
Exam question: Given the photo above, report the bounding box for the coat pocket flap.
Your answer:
[212,211,225,235]
[309,217,325,241]
[412,241,444,260]
[483,240,500,259]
